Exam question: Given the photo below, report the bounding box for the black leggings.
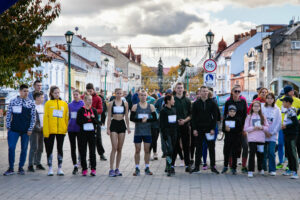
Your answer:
[150,128,159,153]
[68,132,80,165]
[172,124,190,166]
[296,134,300,159]
[96,125,105,155]
[45,134,65,168]
[223,133,241,169]
[164,131,177,170]
[248,142,264,172]
[78,132,96,170]
[195,132,216,168]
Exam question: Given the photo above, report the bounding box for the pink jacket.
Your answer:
[244,113,269,143]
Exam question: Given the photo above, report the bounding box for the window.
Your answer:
[291,41,300,49]
[248,61,256,71]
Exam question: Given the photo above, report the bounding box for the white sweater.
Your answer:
[262,105,282,142]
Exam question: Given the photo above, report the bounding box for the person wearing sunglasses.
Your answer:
[224,85,248,173]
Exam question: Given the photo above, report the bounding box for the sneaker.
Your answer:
[221,167,228,174]
[202,163,208,170]
[283,170,292,176]
[36,164,46,170]
[82,170,88,176]
[285,166,289,171]
[90,169,96,176]
[269,171,276,176]
[190,160,195,166]
[3,168,14,176]
[153,153,158,160]
[276,163,283,170]
[167,170,171,177]
[248,171,253,178]
[231,169,237,175]
[28,165,35,172]
[57,168,64,176]
[185,166,192,173]
[211,167,220,174]
[133,167,140,176]
[47,167,54,176]
[290,172,299,179]
[145,167,153,175]
[180,160,185,167]
[115,169,122,176]
[161,154,167,158]
[72,166,78,175]
[241,167,248,173]
[170,167,175,174]
[191,167,201,174]
[18,168,25,175]
[259,170,265,175]
[237,158,242,165]
[100,154,107,161]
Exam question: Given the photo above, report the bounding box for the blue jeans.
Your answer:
[7,130,30,170]
[202,126,218,164]
[278,130,285,164]
[263,141,276,172]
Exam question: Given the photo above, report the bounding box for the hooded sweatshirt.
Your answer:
[262,105,281,142]
[68,100,84,132]
[244,113,269,143]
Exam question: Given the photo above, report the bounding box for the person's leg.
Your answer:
[232,136,241,170]
[242,134,248,168]
[278,130,285,164]
[28,132,37,167]
[178,141,184,160]
[248,142,256,172]
[116,133,126,169]
[88,133,96,170]
[56,134,65,168]
[7,130,20,170]
[134,143,142,166]
[289,137,298,172]
[96,125,105,157]
[68,132,77,166]
[19,132,30,169]
[263,142,269,171]
[78,133,88,171]
[46,135,55,167]
[268,141,276,173]
[144,141,151,166]
[194,133,204,169]
[207,138,216,169]
[36,130,44,166]
[223,134,231,167]
[109,132,118,170]
[256,144,264,172]
[181,125,191,167]
[160,131,167,156]
[297,135,300,160]
[190,133,196,161]
[202,140,208,166]
[171,135,180,166]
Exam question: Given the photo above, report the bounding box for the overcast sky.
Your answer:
[44,0,300,48]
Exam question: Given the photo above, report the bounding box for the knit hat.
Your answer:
[228,105,237,111]
[165,89,172,94]
[284,85,293,95]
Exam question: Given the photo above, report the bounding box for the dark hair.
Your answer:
[86,83,94,90]
[265,93,275,107]
[164,94,173,104]
[49,86,60,100]
[200,85,207,90]
[20,84,29,90]
[33,91,43,100]
[151,94,158,100]
[33,80,42,85]
[250,101,265,126]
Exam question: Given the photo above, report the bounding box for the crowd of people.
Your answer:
[3,80,300,180]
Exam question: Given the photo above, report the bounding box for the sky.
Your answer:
[44,0,300,50]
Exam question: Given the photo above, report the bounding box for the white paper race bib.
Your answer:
[138,113,148,119]
[83,123,94,131]
[71,112,77,119]
[225,121,235,128]
[257,145,264,153]
[12,106,22,114]
[168,115,177,123]
[53,109,63,118]
[205,133,214,141]
[113,106,124,114]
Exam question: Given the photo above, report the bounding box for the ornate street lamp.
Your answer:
[104,58,109,98]
[65,30,74,103]
[206,30,215,59]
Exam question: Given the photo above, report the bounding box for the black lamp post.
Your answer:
[65,30,74,103]
[206,30,215,59]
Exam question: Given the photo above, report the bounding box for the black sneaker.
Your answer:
[36,164,46,170]
[241,167,248,173]
[191,167,201,174]
[145,167,153,175]
[231,168,237,175]
[167,170,171,177]
[72,166,78,175]
[133,167,140,176]
[211,167,219,174]
[162,154,167,158]
[190,160,194,166]
[3,168,14,176]
[185,166,192,173]
[100,154,107,161]
[18,168,25,175]
[28,166,35,172]
[221,167,228,174]
[164,167,167,173]
[170,167,175,174]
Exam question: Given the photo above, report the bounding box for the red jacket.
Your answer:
[247,97,265,114]
[81,93,103,114]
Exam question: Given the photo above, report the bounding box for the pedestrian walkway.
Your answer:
[0,127,300,200]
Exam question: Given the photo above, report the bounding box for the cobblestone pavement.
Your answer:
[0,127,300,200]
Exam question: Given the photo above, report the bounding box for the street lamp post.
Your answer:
[206,30,215,59]
[103,58,109,99]
[185,58,190,92]
[65,30,74,103]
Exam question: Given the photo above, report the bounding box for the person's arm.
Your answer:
[130,104,142,122]
[28,102,36,132]
[96,96,103,114]
[106,102,112,134]
[183,98,192,123]
[222,118,226,132]
[243,115,254,133]
[76,108,85,126]
[270,108,282,135]
[124,102,131,134]
[92,108,100,125]
[64,103,69,129]
[286,112,298,130]
[6,101,12,130]
[210,101,218,131]
[159,109,168,140]
[191,102,197,131]
[43,102,50,138]
[262,118,269,132]
[146,104,158,122]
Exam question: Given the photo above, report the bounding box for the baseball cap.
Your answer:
[228,105,237,111]
[165,89,172,94]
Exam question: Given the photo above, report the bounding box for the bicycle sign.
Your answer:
[203,59,217,73]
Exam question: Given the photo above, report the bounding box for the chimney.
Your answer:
[83,37,86,40]
[241,33,245,39]
[234,35,239,42]
[250,29,257,37]
[246,32,250,37]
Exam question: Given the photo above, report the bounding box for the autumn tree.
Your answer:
[0,0,61,88]
[141,64,159,92]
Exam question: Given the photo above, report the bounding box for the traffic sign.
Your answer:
[203,59,217,73]
[204,73,216,87]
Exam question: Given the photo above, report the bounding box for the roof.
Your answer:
[285,23,300,35]
[221,39,248,59]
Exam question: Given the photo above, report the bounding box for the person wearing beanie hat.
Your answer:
[275,86,300,170]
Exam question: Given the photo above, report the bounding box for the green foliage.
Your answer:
[0,0,61,88]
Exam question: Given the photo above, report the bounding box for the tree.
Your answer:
[141,64,158,92]
[157,57,163,92]
[0,0,61,88]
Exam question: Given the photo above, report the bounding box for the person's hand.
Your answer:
[128,129,131,134]
[254,126,260,130]
[142,117,147,123]
[265,132,271,138]
[225,126,230,132]
[193,130,198,137]
[27,131,32,136]
[242,131,247,136]
[282,124,286,129]
[178,119,185,126]
[107,130,111,135]
[86,115,91,119]
[210,129,215,135]
[91,114,95,118]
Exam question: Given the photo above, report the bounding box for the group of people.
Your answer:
[3,79,300,180]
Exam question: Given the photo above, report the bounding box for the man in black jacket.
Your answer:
[191,85,219,174]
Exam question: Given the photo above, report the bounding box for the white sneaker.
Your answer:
[248,171,253,178]
[269,171,276,176]
[291,172,299,179]
[259,170,265,175]
[57,168,64,176]
[237,158,242,165]
[180,160,185,167]
[47,167,54,176]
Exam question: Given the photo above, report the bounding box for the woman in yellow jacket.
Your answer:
[43,86,69,176]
